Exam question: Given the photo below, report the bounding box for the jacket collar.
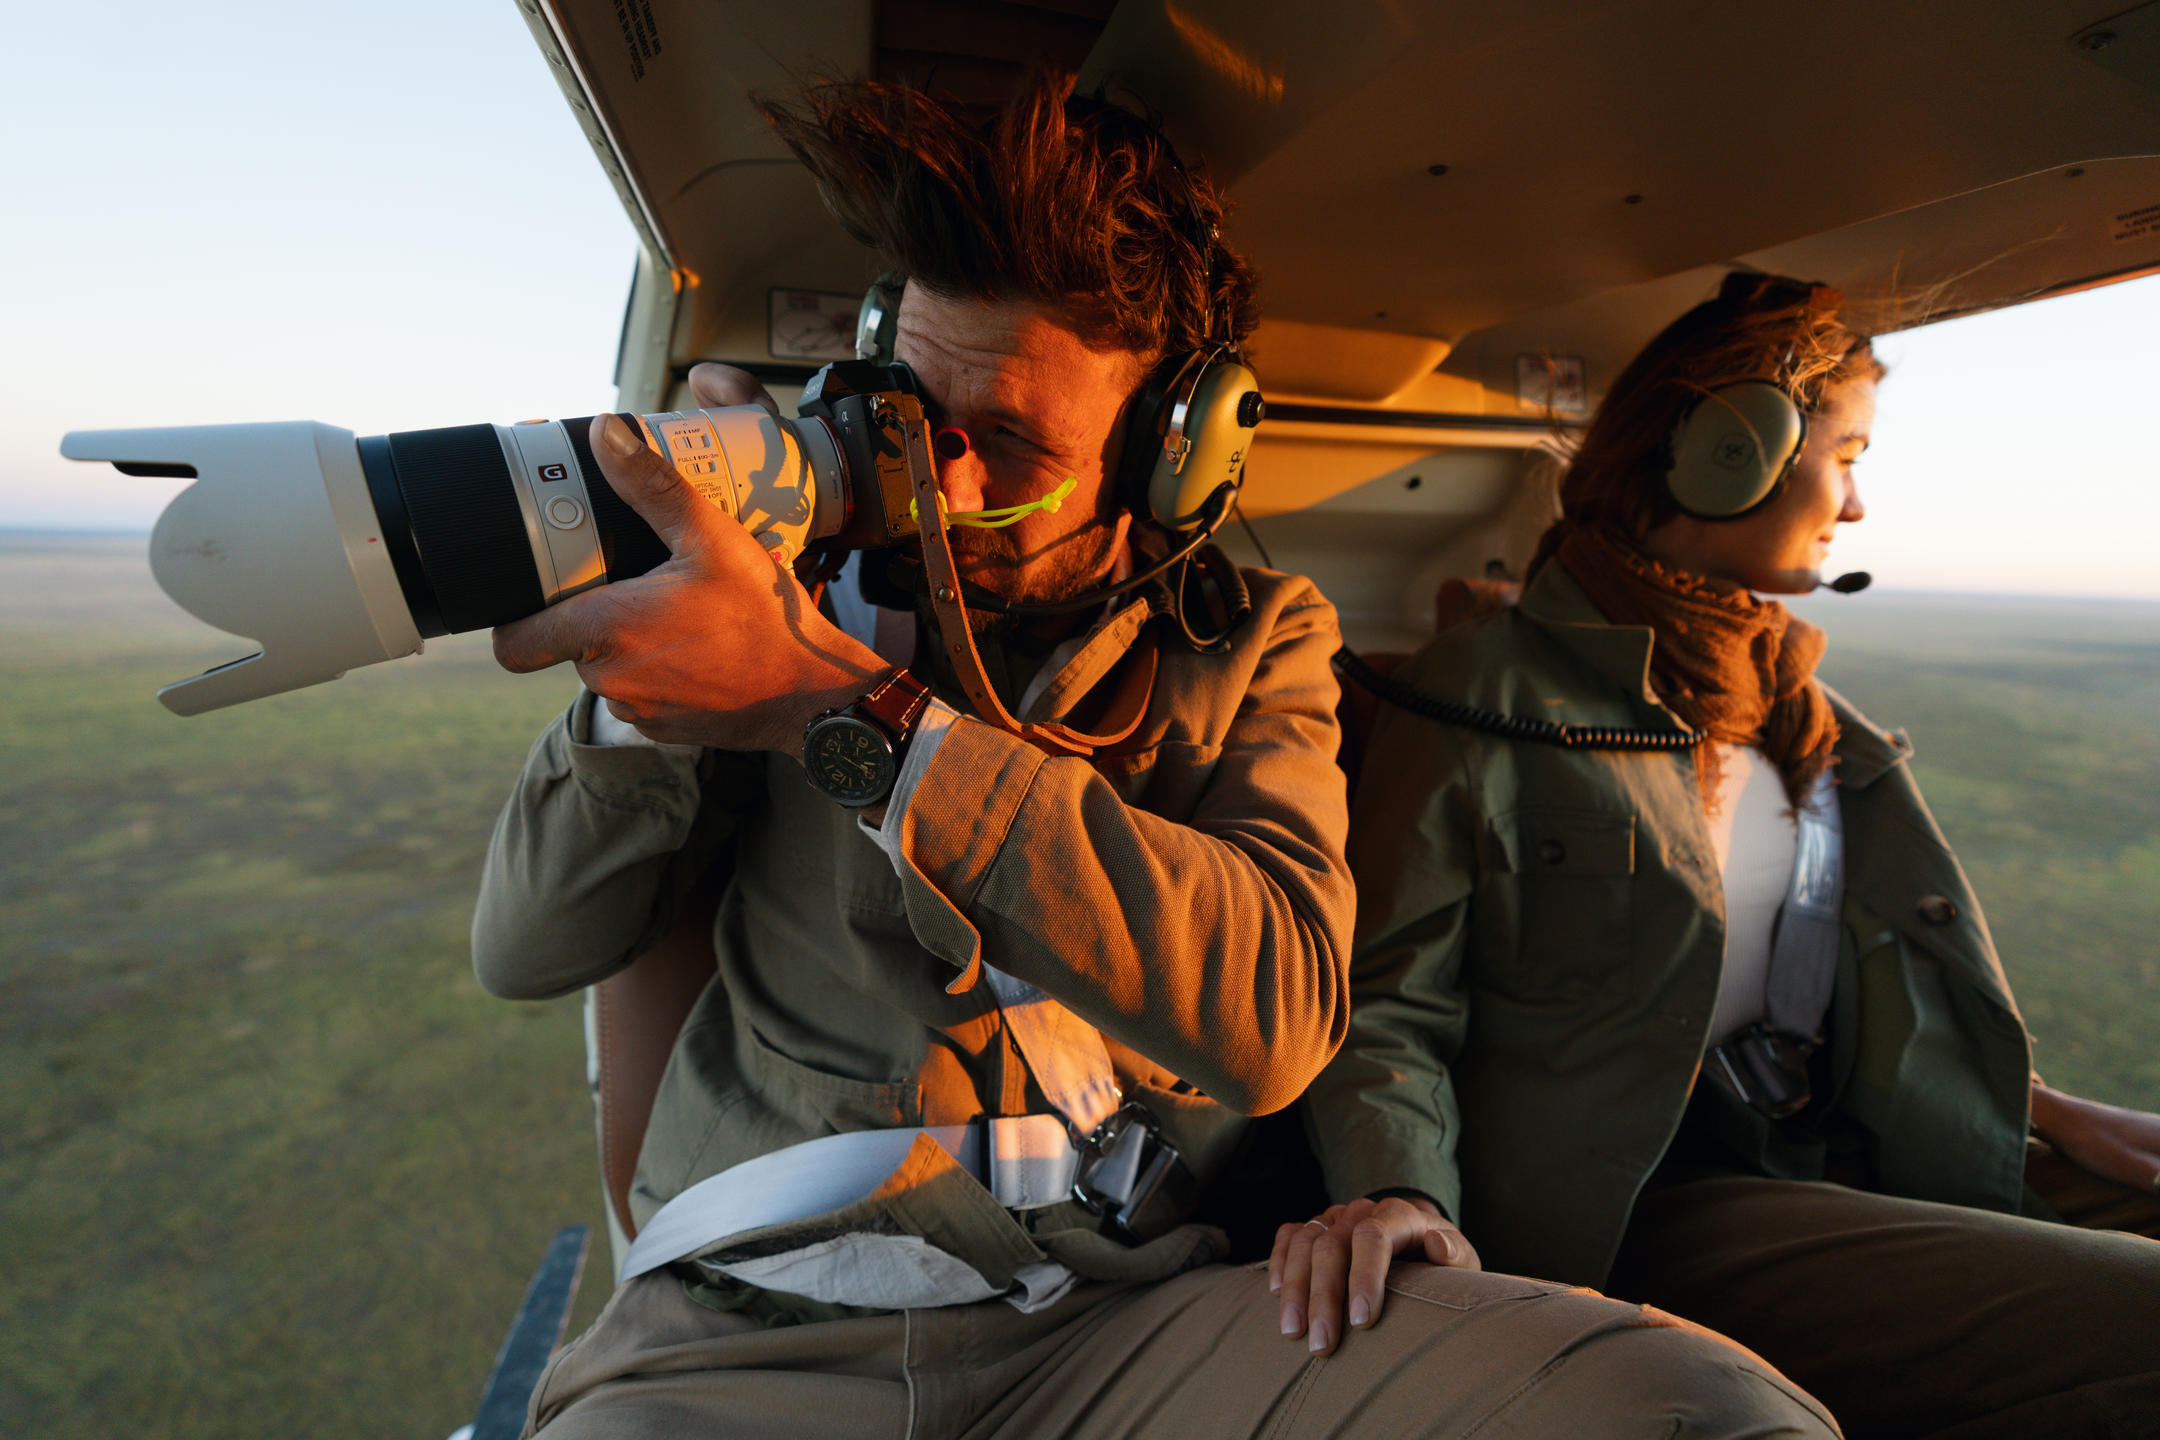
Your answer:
[1823,685,1914,789]
[1516,562,1914,788]
[1018,594,1158,723]
[833,551,1160,726]
[1517,563,1670,714]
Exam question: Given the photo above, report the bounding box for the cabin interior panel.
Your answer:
[524,0,2160,646]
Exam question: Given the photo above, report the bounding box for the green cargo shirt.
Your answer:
[1308,563,2034,1288]
[473,566,1354,1298]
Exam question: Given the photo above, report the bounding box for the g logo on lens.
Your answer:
[538,463,568,482]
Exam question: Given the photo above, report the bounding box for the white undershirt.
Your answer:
[1704,744,1799,1046]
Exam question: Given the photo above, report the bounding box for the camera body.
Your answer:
[60,361,932,714]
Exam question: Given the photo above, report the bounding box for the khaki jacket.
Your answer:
[1309,564,2034,1288]
[473,568,1353,1296]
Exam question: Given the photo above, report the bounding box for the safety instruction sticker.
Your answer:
[2111,200,2160,245]
[769,289,861,361]
[1515,353,1586,416]
[611,0,663,82]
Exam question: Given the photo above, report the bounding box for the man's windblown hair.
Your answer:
[760,73,1259,363]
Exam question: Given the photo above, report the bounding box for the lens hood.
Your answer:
[60,422,424,715]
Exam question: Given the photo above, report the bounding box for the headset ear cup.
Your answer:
[1663,380,1807,520]
[1140,353,1263,529]
[855,276,903,364]
[1116,357,1181,521]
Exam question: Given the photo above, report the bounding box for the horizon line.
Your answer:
[5,528,2158,608]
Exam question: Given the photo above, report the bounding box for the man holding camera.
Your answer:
[472,74,1834,1439]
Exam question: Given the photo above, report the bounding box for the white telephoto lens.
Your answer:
[634,407,848,565]
[60,401,851,714]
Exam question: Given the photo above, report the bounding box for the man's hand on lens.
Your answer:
[1267,1194,1479,1356]
[683,361,784,421]
[491,365,885,756]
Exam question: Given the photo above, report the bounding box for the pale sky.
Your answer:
[6,2,2157,598]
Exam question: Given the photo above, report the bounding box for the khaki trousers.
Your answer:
[1607,1166,2160,1440]
[527,1261,1837,1439]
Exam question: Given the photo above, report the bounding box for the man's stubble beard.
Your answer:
[940,516,1125,637]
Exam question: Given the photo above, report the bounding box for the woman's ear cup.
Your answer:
[1664,380,1807,519]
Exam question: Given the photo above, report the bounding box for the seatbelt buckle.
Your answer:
[1704,1023,1817,1119]
[1072,1102,1185,1237]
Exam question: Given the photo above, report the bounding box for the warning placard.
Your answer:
[2111,201,2160,245]
[612,0,663,81]
[1515,353,1586,416]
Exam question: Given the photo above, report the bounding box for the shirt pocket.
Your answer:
[739,1021,925,1135]
[1478,805,1637,1001]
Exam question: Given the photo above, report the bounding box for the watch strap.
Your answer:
[856,667,933,746]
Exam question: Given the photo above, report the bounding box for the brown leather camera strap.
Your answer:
[908,466,1154,758]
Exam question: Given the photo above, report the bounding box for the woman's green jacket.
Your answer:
[1307,563,2035,1288]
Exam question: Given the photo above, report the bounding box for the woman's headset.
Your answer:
[1661,379,1808,521]
[1658,274,1839,521]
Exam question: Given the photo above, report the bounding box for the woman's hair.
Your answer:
[759,73,1259,364]
[1539,272,1887,551]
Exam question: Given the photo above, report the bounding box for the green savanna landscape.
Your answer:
[4,532,2158,1439]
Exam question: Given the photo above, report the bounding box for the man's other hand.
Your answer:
[491,370,885,755]
[1267,1194,1479,1356]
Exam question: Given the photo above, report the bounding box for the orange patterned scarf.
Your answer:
[1555,526,1839,808]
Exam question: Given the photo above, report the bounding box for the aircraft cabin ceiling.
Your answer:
[521,0,2160,408]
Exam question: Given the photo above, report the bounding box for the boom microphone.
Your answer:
[1822,571,1872,593]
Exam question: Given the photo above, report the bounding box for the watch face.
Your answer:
[804,714,898,807]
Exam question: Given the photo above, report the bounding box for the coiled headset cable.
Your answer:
[1230,514,1700,752]
[1332,645,1704,752]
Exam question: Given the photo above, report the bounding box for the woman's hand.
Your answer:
[2030,1080,2160,1193]
[1267,1194,1480,1356]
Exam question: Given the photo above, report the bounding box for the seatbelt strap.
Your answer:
[1763,770,1844,1041]
[618,999,1176,1304]
[975,965,1197,1234]
[617,1113,1077,1283]
[977,963,1122,1137]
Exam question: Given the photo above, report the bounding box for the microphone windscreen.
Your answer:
[1827,571,1873,593]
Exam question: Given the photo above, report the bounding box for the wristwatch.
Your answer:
[802,668,934,808]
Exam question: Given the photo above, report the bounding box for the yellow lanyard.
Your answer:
[911,476,1078,529]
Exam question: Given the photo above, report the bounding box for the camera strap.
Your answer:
[904,443,1155,758]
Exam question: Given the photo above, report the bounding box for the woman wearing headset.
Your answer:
[1278,273,2160,1437]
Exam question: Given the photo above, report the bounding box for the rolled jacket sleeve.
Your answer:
[878,586,1355,1117]
[471,689,753,1001]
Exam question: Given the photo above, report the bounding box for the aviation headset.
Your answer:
[851,194,1264,536]
[1661,378,1808,521]
[1658,276,1834,521]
